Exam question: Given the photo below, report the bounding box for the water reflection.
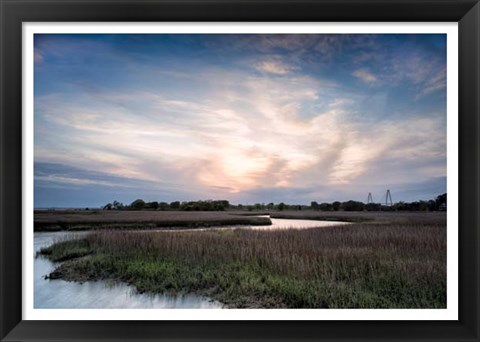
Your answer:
[257,216,349,230]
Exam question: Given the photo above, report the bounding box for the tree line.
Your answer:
[311,193,447,212]
[103,199,231,211]
[103,200,304,212]
[102,193,446,212]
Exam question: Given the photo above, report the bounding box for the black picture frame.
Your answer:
[1,1,479,341]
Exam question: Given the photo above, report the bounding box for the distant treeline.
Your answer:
[311,193,446,212]
[103,199,302,212]
[102,193,446,212]
[103,199,231,211]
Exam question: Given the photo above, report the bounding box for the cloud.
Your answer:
[239,34,373,57]
[388,50,446,97]
[254,58,298,75]
[352,68,379,84]
[35,69,343,196]
[420,67,446,96]
[35,162,142,188]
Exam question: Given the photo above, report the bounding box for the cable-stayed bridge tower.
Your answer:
[385,189,393,206]
[367,192,373,204]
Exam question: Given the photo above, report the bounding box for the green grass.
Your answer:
[39,217,446,308]
[38,239,92,262]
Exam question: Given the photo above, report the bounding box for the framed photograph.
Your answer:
[1,0,479,341]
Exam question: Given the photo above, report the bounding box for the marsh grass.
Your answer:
[40,219,446,308]
[39,239,92,262]
[34,211,271,231]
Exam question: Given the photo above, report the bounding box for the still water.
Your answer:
[34,217,348,308]
[254,216,348,230]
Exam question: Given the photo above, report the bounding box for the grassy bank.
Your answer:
[39,216,446,308]
[34,210,271,231]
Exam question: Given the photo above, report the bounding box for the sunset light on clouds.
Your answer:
[34,34,447,207]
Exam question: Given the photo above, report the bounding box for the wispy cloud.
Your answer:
[352,68,378,84]
[420,67,446,96]
[388,50,446,97]
[254,58,298,75]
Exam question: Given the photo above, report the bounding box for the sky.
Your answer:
[34,34,447,208]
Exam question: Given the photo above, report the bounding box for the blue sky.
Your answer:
[34,34,447,207]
